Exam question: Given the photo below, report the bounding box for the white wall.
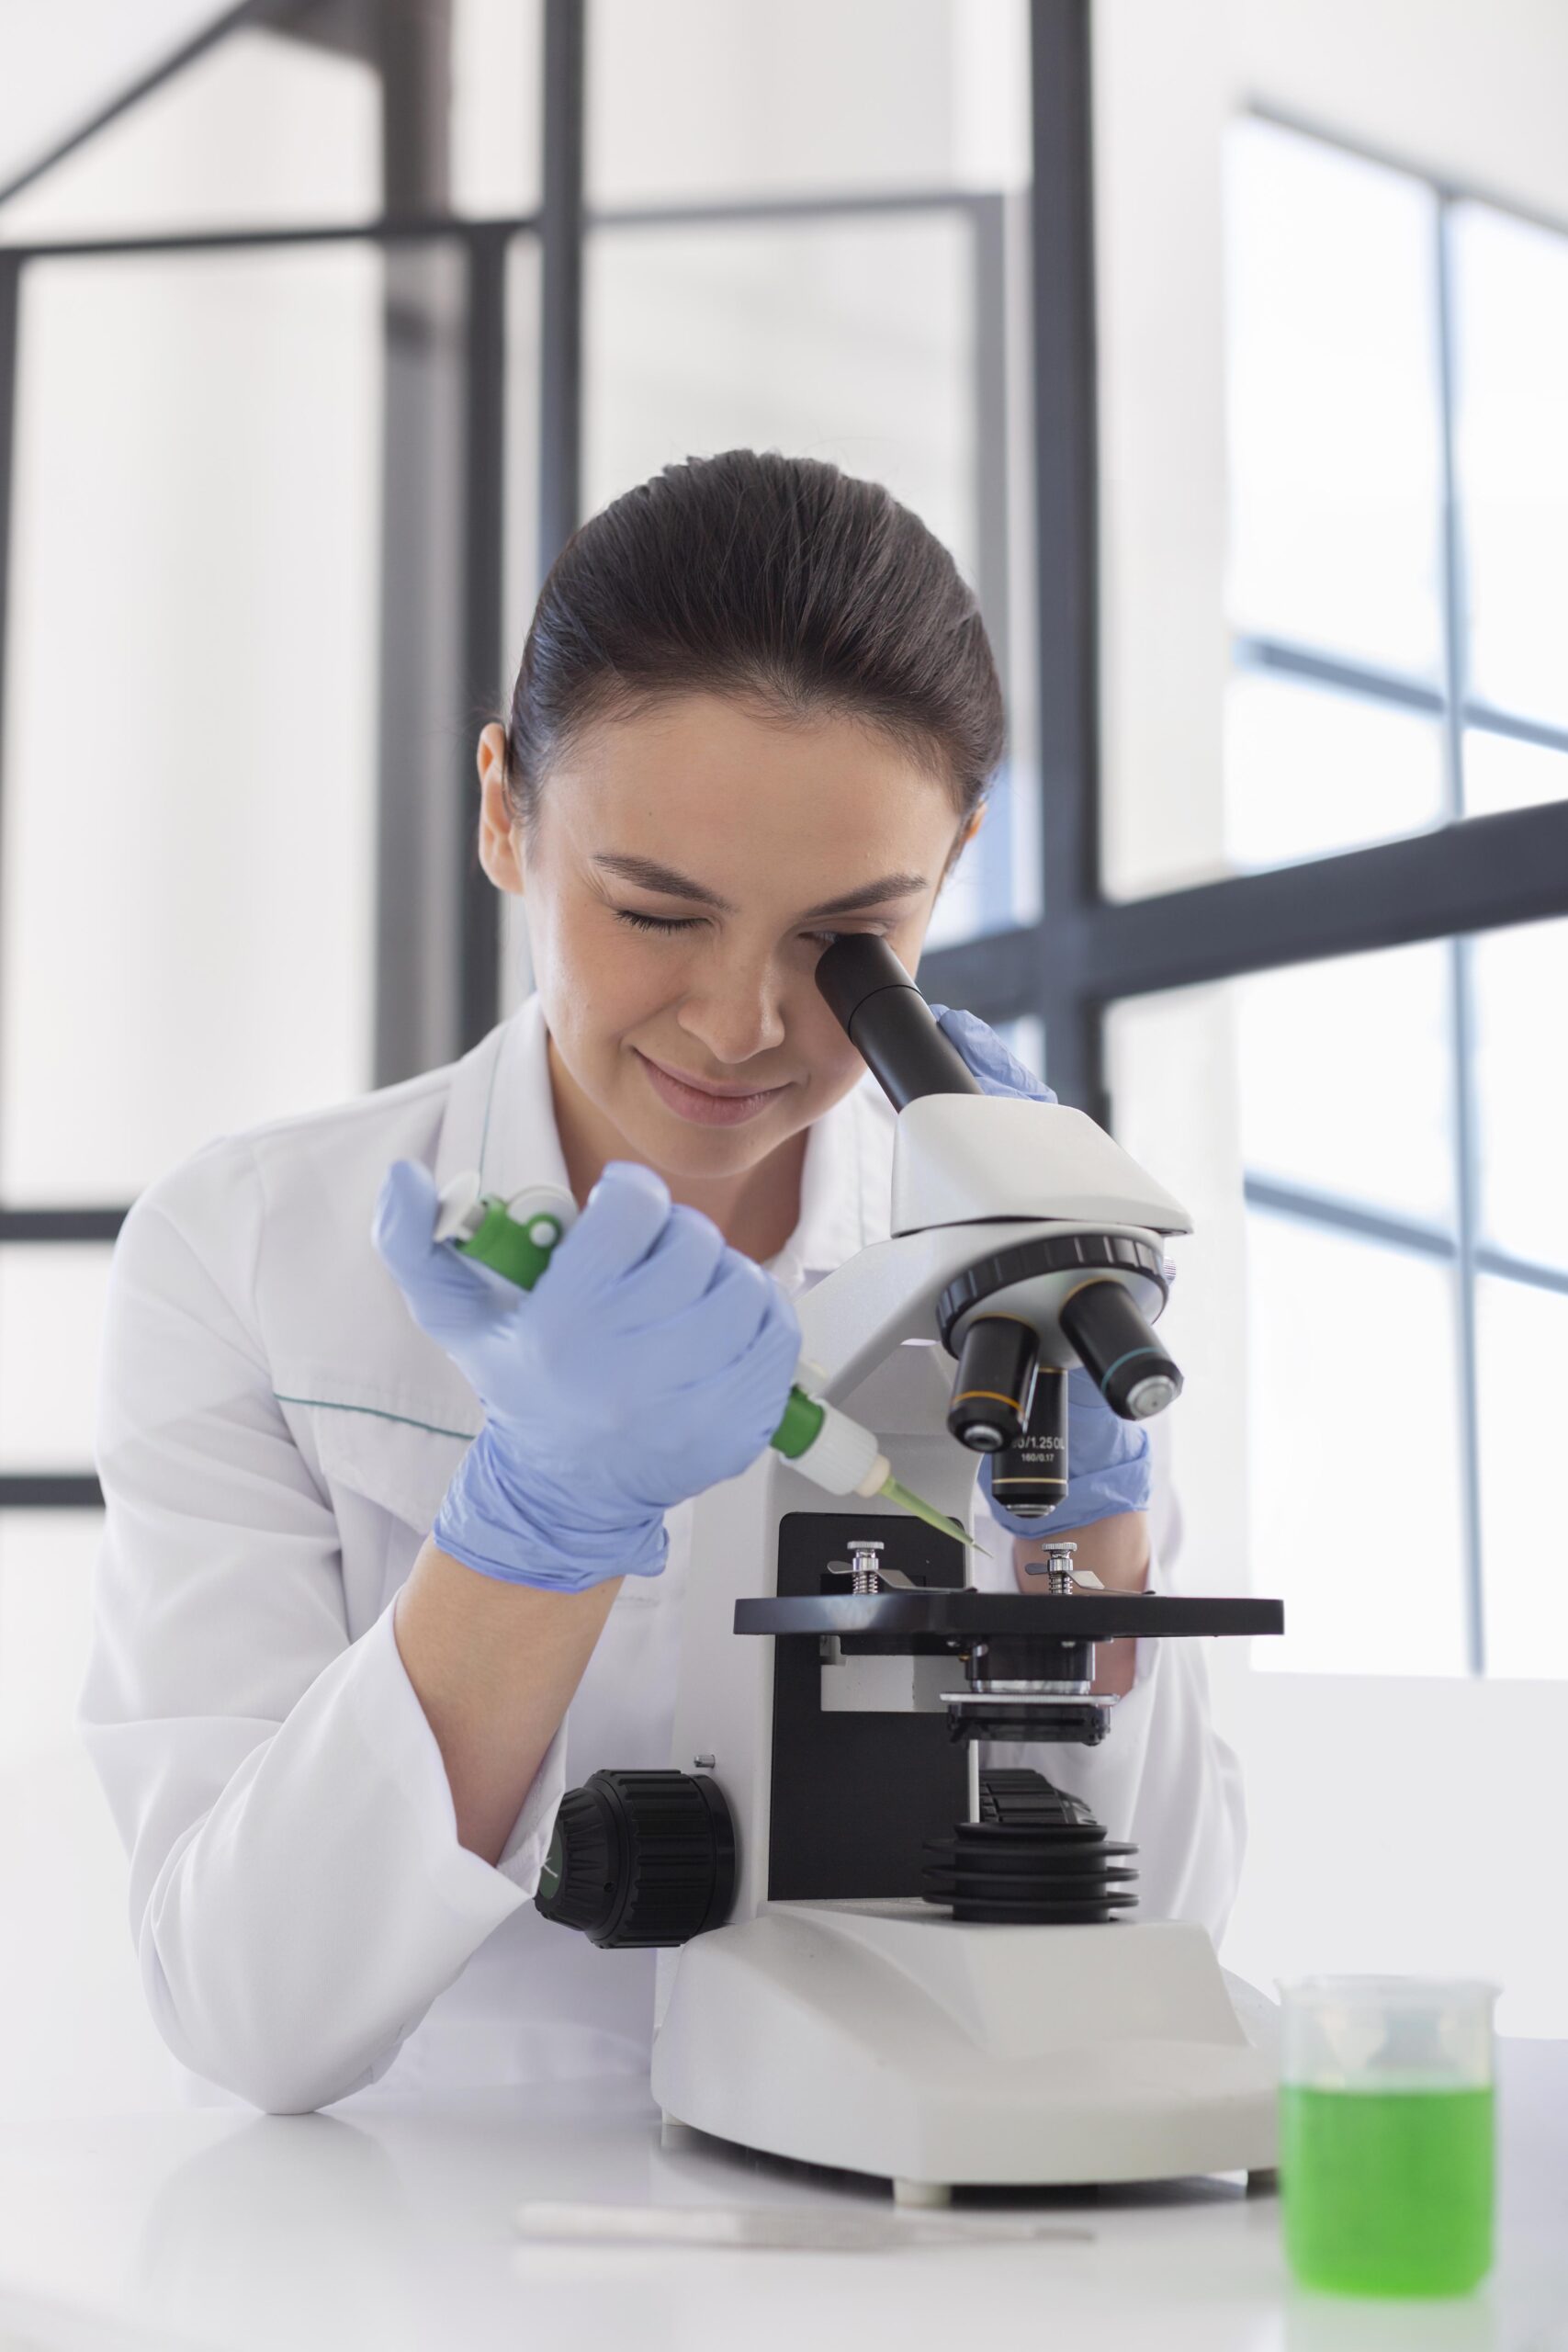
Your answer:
[1096,0,1568,2034]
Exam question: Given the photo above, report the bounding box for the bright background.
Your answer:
[0,0,1565,2116]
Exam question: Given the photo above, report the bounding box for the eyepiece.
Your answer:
[815,934,981,1109]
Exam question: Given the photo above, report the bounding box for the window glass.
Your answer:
[1463,729,1568,820]
[1246,1212,1469,1676]
[0,243,382,1203]
[585,211,1036,943]
[1109,962,1472,1678]
[588,0,1028,207]
[996,1016,1045,1085]
[0,1247,113,1472]
[1471,917,1568,1275]
[588,216,976,577]
[1224,672,1446,873]
[1236,943,1454,1229]
[0,28,378,242]
[1452,204,1568,731]
[0,3,224,189]
[1224,120,1443,680]
[1477,1277,1568,1679]
[451,0,543,218]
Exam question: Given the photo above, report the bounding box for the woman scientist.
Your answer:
[83,451,1242,2113]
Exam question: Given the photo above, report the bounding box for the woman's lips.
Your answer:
[634,1050,790,1128]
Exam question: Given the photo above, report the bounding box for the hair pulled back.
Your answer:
[502,449,1004,830]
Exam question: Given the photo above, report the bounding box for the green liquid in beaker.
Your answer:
[1280,2083,1495,2298]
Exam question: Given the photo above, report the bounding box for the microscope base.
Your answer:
[652,1902,1277,2189]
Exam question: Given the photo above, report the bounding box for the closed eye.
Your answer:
[615,909,701,935]
[615,908,869,948]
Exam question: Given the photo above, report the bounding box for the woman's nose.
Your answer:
[675,959,789,1066]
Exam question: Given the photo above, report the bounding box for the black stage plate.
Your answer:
[734,1590,1283,1645]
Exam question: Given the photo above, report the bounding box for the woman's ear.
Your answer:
[476,723,525,897]
[942,803,986,877]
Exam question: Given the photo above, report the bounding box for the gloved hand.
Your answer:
[927,1002,1153,1538]
[372,1159,801,1590]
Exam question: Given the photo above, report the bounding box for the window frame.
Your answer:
[4,7,1568,1688]
[0,0,1038,1515]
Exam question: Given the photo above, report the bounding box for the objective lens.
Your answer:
[948,1316,1038,1453]
[1059,1278,1183,1422]
[988,1364,1068,1519]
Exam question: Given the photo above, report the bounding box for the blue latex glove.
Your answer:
[372,1159,801,1590]
[928,1003,1154,1537]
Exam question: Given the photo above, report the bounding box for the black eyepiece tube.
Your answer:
[815,934,982,1108]
[1059,1279,1184,1422]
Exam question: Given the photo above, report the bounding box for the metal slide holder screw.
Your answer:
[1027,1540,1079,1597]
[828,1539,886,1597]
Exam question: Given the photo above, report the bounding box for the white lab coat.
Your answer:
[82,994,1246,2115]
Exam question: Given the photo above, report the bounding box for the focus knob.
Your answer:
[534,1769,737,1949]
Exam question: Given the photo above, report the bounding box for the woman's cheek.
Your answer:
[797,1009,871,1113]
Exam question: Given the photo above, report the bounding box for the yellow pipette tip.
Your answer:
[878,1474,990,1558]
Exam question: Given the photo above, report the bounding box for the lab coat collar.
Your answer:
[434,993,892,1284]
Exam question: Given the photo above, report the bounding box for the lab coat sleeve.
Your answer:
[80,1140,566,2115]
[976,1440,1247,1942]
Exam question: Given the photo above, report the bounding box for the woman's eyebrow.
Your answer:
[593,853,734,910]
[800,874,929,920]
[592,853,929,922]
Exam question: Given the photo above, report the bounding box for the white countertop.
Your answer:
[0,2041,1562,2352]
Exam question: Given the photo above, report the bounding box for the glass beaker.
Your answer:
[1278,1974,1498,2298]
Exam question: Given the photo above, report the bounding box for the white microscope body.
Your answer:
[643,957,1281,2197]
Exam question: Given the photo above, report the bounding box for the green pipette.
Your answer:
[434,1173,981,1554]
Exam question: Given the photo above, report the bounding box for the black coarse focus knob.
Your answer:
[815,934,981,1108]
[534,1769,737,1949]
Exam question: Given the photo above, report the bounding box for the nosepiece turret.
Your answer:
[815,934,1186,1455]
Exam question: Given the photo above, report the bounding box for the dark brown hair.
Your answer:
[502,449,1004,832]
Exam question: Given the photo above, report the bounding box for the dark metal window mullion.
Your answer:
[1028,0,1104,1125]
[537,0,585,587]
[969,193,1016,938]
[459,223,509,1049]
[1435,188,1488,1676]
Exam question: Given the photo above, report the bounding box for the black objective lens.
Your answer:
[1059,1278,1183,1421]
[815,934,981,1108]
[987,1363,1068,1519]
[948,1316,1038,1452]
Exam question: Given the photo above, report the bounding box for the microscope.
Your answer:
[534,937,1283,2199]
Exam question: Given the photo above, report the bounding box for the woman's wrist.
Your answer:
[434,1425,668,1591]
[395,1540,623,1861]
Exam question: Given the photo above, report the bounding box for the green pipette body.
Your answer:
[439,1179,978,1552]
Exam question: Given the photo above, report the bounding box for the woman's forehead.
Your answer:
[547,692,959,863]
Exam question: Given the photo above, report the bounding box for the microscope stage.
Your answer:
[735,1590,1283,1646]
